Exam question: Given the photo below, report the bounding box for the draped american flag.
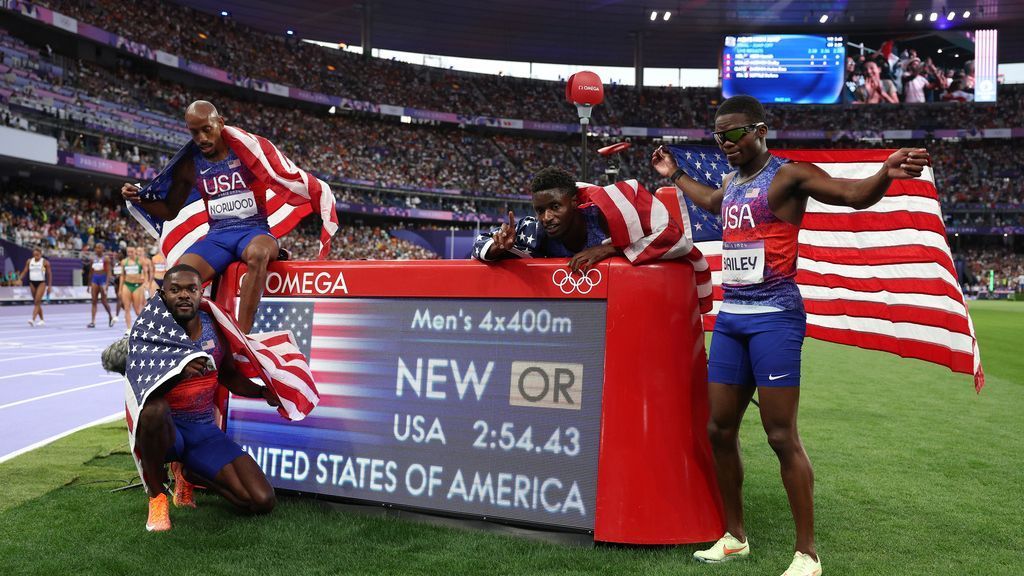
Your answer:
[126,126,339,266]
[580,180,713,312]
[123,294,320,492]
[666,145,984,391]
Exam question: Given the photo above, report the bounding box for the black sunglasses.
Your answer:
[713,122,766,145]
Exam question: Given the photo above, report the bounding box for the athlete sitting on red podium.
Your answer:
[472,167,712,310]
[121,100,337,333]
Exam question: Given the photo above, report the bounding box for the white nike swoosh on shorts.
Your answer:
[768,373,791,381]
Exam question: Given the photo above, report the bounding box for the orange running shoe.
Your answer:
[145,493,171,532]
[171,462,196,509]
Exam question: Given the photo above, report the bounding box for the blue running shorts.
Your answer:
[182,226,274,275]
[166,417,245,481]
[708,309,806,387]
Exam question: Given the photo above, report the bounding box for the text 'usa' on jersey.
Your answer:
[720,155,803,313]
[194,149,270,231]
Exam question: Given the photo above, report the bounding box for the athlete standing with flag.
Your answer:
[651,95,930,576]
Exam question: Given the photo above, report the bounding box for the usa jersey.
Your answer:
[165,312,226,423]
[720,155,803,313]
[194,149,269,231]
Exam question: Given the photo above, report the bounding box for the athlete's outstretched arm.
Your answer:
[651,145,726,214]
[787,148,930,210]
[121,156,196,220]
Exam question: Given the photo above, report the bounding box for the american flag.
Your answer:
[123,294,319,492]
[667,145,984,391]
[228,299,396,436]
[253,302,314,355]
[580,180,713,312]
[126,125,339,266]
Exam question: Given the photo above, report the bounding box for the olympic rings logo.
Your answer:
[552,268,603,295]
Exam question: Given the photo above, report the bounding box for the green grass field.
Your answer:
[1,301,1021,575]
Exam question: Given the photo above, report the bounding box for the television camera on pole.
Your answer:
[566,71,604,182]
[597,141,632,183]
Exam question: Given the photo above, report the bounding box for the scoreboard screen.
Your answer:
[226,297,607,531]
[722,34,846,104]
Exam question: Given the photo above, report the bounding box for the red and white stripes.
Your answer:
[581,179,714,313]
[694,149,984,390]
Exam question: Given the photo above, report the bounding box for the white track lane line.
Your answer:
[0,378,123,410]
[0,350,103,363]
[0,361,101,381]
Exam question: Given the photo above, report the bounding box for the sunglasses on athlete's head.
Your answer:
[713,122,767,145]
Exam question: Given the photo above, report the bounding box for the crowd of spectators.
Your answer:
[25,0,1024,130]
[4,22,1024,213]
[3,11,1024,282]
[281,220,439,261]
[956,248,1024,294]
[0,182,150,255]
[7,178,1024,290]
[0,181,441,261]
[842,43,981,105]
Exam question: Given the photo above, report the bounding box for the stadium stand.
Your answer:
[0,5,1020,292]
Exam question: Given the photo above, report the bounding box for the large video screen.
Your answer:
[226,297,607,531]
[723,30,997,104]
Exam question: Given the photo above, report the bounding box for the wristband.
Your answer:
[670,168,685,182]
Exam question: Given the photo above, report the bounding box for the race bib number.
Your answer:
[208,190,258,220]
[91,261,104,271]
[722,241,765,285]
[154,262,167,272]
[125,264,141,275]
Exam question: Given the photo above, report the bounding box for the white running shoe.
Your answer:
[36,319,45,326]
[28,319,35,327]
[693,532,750,563]
[781,551,821,576]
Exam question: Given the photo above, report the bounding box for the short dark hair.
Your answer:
[715,95,766,124]
[529,167,577,198]
[164,264,201,283]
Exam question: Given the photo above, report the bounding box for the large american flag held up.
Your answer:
[123,294,319,492]
[667,145,984,391]
[127,126,339,266]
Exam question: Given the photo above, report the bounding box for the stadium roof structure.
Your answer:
[177,0,1024,68]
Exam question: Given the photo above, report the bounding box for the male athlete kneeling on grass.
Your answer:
[104,264,280,531]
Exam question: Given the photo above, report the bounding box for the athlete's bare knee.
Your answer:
[707,419,739,448]
[245,248,271,271]
[247,488,276,514]
[765,427,801,456]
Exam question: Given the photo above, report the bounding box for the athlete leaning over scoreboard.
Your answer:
[472,166,709,295]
